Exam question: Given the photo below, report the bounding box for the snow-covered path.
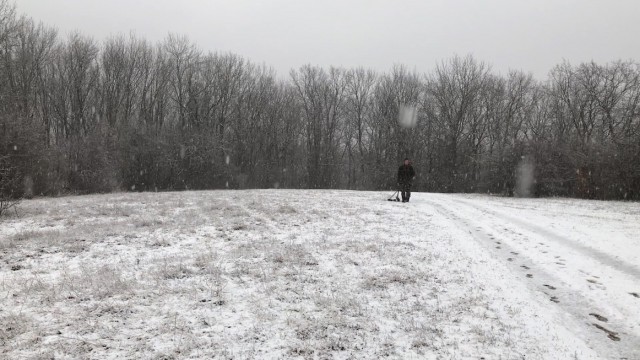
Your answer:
[424,193,640,359]
[1,190,638,359]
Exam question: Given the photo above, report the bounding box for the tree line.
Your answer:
[1,1,639,201]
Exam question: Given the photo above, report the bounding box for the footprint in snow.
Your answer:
[521,265,530,270]
[526,274,533,278]
[587,279,607,290]
[550,296,560,303]
[589,313,608,322]
[507,258,514,262]
[510,251,519,255]
[592,323,621,342]
[630,292,640,298]
[543,284,556,290]
[496,246,501,249]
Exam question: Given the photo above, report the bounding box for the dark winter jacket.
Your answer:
[397,165,416,184]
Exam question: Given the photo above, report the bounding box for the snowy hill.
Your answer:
[1,190,638,359]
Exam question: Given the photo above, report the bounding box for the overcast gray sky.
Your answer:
[15,0,640,79]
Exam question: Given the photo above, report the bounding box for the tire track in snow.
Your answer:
[425,194,640,360]
[453,197,640,281]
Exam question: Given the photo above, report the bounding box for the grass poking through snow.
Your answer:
[0,190,599,359]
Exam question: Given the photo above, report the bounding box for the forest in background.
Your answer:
[1,1,639,201]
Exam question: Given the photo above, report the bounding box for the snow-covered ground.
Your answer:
[1,190,638,359]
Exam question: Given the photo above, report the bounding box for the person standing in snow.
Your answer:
[397,158,416,203]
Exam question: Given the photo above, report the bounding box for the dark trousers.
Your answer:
[400,181,412,201]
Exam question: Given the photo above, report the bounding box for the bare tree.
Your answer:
[425,55,490,191]
[164,34,201,131]
[0,155,20,217]
[366,65,423,189]
[480,71,538,193]
[291,65,348,188]
[344,67,377,188]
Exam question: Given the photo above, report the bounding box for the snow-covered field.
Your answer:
[1,190,638,359]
